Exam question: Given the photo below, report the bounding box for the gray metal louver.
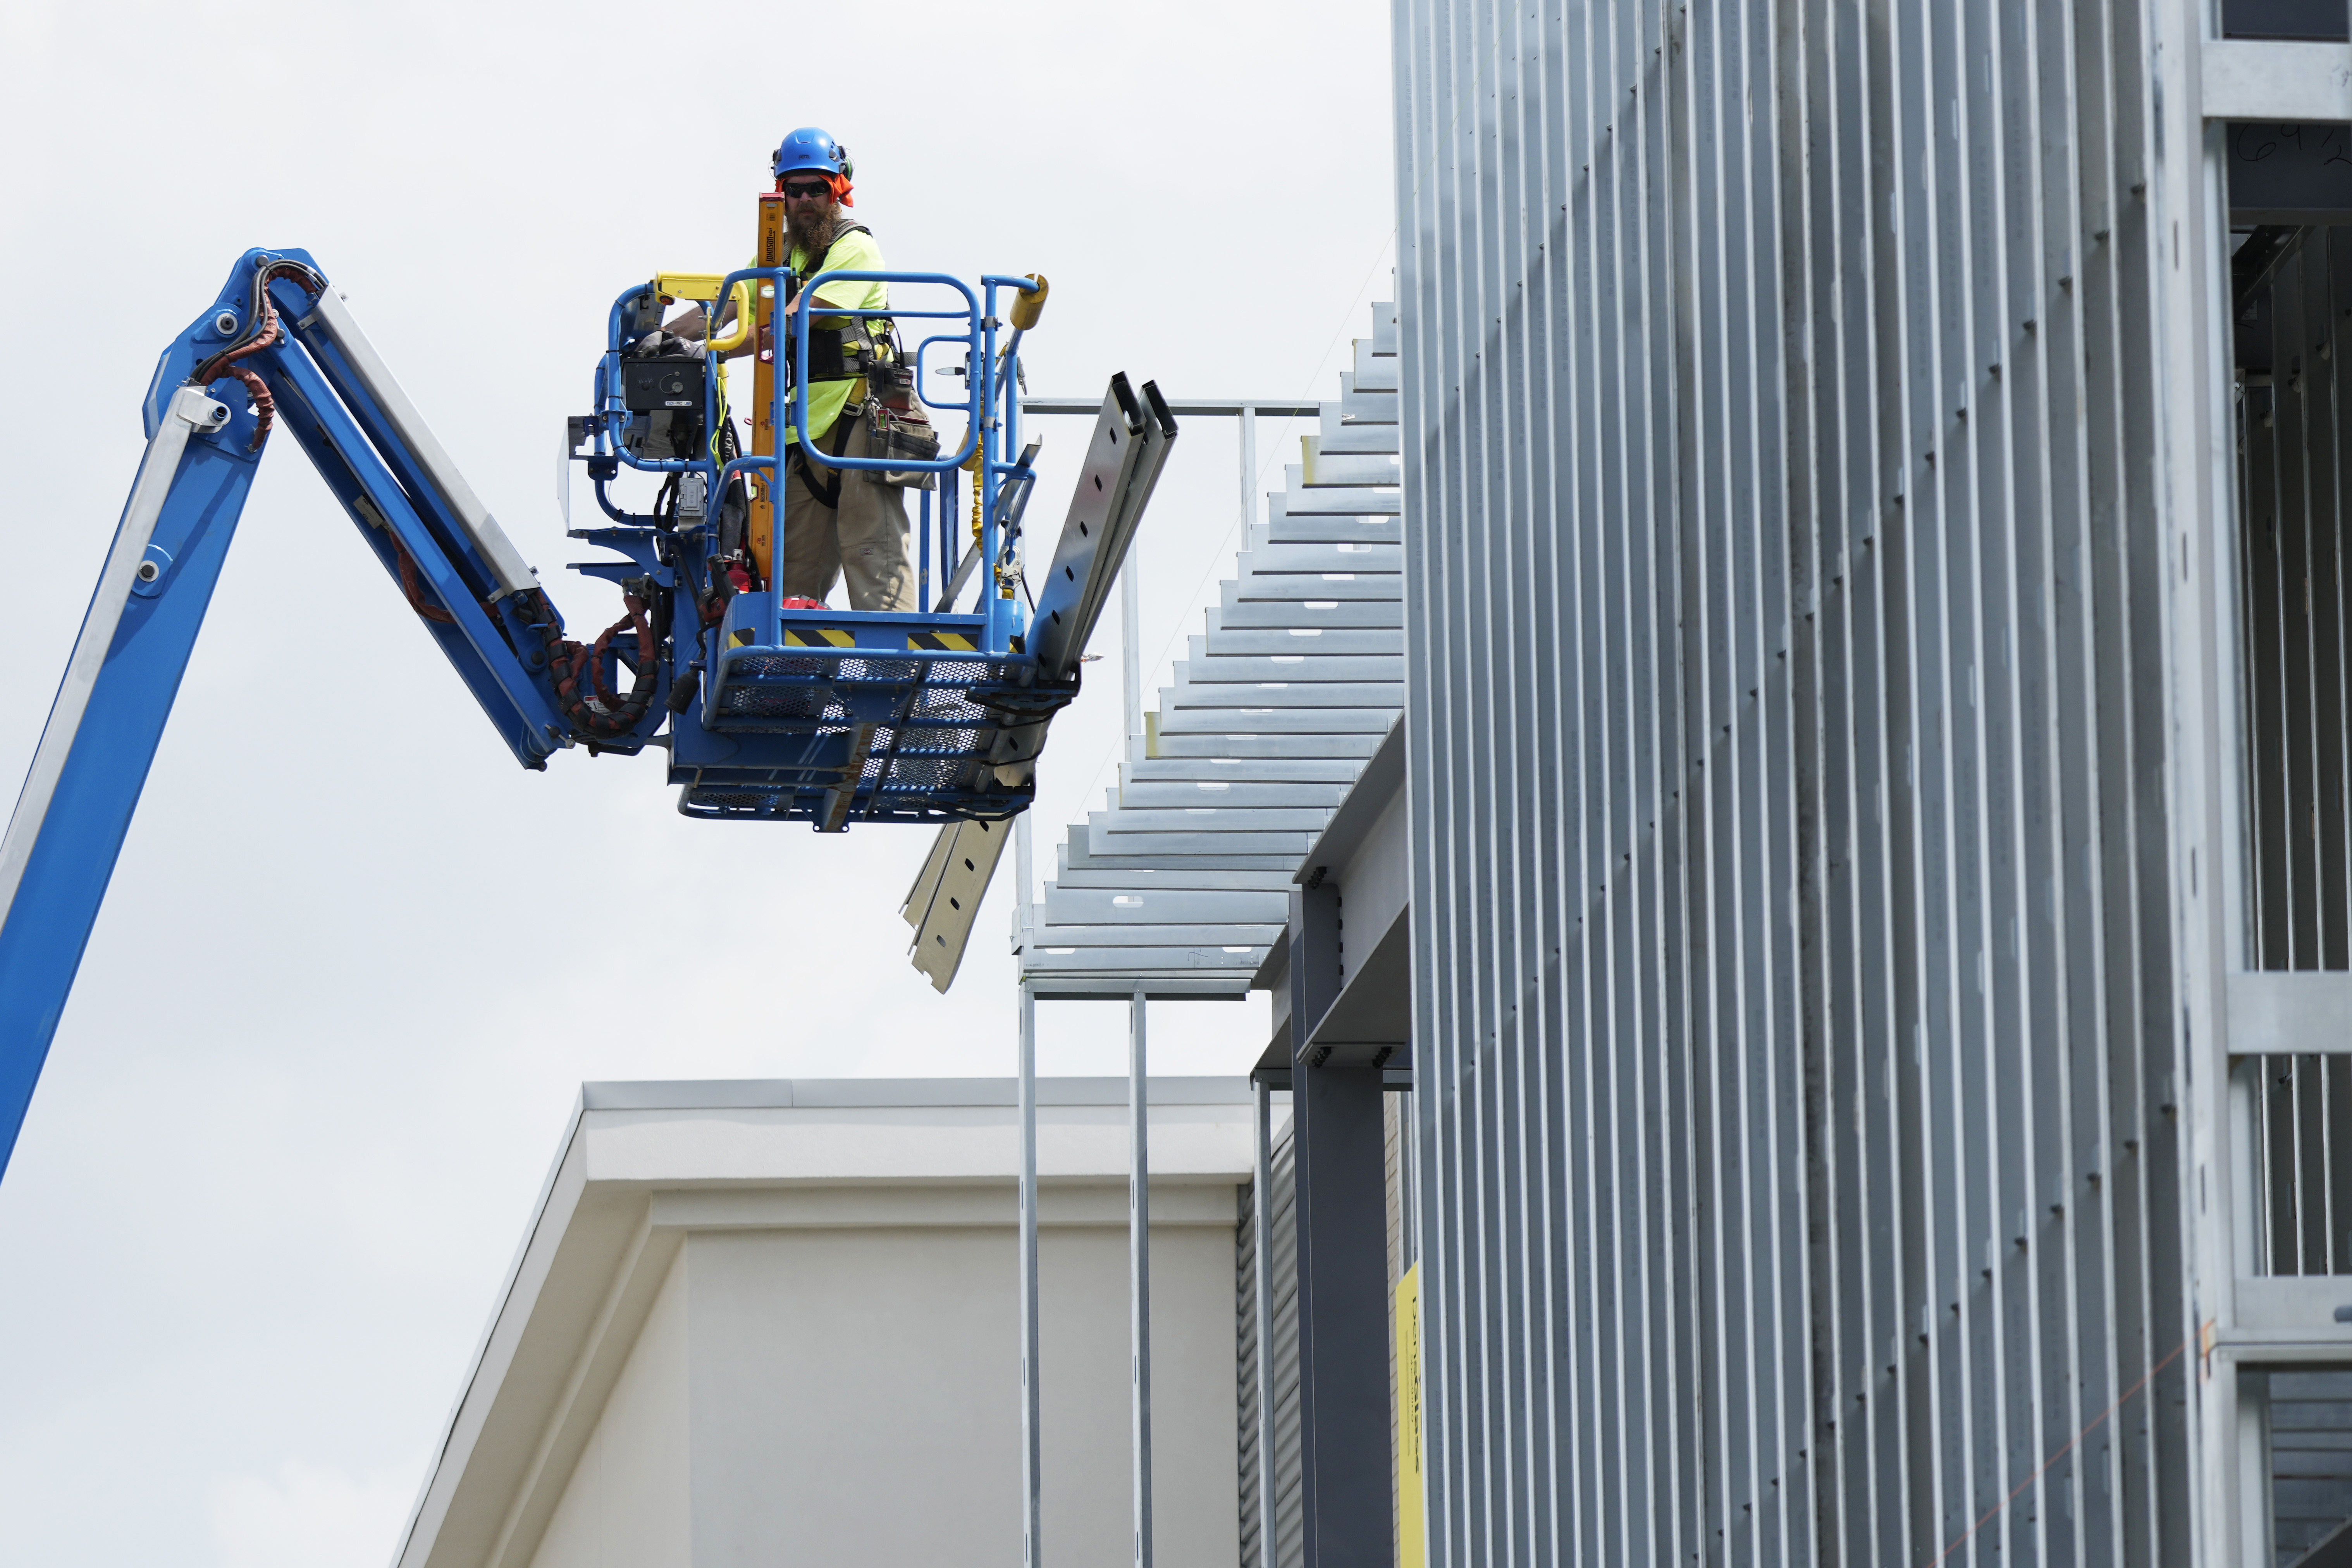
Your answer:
[1021,308,1406,997]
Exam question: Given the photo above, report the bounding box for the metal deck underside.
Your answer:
[681,604,1067,826]
[1020,306,1405,997]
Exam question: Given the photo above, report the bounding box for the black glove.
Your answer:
[631,330,704,360]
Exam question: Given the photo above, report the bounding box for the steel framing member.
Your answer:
[1006,861,1184,1568]
[1003,396,1320,1568]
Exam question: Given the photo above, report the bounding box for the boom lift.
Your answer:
[0,246,1175,1177]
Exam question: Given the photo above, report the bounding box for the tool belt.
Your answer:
[862,358,938,489]
[785,299,938,495]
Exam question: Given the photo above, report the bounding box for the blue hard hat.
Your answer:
[773,127,852,182]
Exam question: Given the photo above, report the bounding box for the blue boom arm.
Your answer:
[0,249,651,1176]
[0,246,1159,1182]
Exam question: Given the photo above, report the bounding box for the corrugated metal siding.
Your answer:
[1238,1119,1302,1568]
[2264,1370,2352,1564]
[1391,0,2199,1563]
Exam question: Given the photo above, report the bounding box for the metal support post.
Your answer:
[1018,975,1041,1568]
[1253,1077,1278,1568]
[1287,882,1394,1568]
[1120,539,1142,749]
[1015,800,1034,955]
[1239,406,1258,529]
[1129,983,1154,1568]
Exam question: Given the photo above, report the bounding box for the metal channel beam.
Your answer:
[2228,972,2352,1053]
[2204,40,2352,120]
[1129,986,1154,1568]
[1253,1078,1279,1568]
[903,816,1012,991]
[1017,978,1041,1568]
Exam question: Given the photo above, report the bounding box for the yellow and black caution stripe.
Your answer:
[906,631,978,652]
[784,628,859,648]
[730,628,755,647]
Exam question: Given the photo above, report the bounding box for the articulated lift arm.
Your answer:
[0,248,1168,1176]
[0,249,631,1176]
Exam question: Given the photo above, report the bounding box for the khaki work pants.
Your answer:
[778,410,915,612]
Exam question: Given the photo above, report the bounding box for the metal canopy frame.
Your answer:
[1004,351,1399,1568]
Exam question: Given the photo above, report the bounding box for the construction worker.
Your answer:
[669,128,915,611]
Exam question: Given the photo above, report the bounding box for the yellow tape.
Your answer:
[785,628,857,649]
[908,632,979,652]
[1396,1263,1425,1568]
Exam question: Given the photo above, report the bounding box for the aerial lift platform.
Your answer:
[0,245,1173,1176]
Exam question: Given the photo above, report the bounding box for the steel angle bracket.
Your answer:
[1060,380,1175,657]
[1028,376,1147,673]
[1030,376,1179,680]
[1098,379,1178,591]
[903,815,1012,990]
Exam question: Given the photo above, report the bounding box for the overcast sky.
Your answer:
[0,3,1394,1563]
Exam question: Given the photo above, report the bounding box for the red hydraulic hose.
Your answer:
[190,261,321,451]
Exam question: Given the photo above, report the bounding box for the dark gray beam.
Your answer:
[1286,880,1394,1568]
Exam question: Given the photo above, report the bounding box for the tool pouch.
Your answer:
[865,399,939,489]
[861,337,936,487]
[867,356,919,412]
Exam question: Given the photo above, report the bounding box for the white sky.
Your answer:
[0,2,1394,1563]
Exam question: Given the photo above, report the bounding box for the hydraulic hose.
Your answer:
[189,260,325,451]
[534,588,666,738]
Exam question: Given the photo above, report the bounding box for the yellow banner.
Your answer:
[1395,1262,1425,1568]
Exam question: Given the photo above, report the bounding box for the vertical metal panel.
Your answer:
[2238,226,2352,974]
[1392,0,2201,1561]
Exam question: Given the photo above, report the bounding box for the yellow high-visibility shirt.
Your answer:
[784,224,886,447]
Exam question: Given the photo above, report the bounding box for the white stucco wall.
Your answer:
[681,1205,1240,1568]
[397,1082,1253,1568]
[531,1248,690,1568]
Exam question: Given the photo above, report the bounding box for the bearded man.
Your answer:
[672,128,914,612]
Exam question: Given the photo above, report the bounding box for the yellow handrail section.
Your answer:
[708,278,759,355]
[653,271,758,356]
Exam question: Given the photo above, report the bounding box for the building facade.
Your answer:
[1390,0,2348,1564]
[391,1079,1258,1568]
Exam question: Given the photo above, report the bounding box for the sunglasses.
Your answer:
[779,180,833,200]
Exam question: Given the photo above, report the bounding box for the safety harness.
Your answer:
[789,403,861,509]
[785,213,886,509]
[785,216,883,387]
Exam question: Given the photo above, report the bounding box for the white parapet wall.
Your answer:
[392,1077,1257,1568]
